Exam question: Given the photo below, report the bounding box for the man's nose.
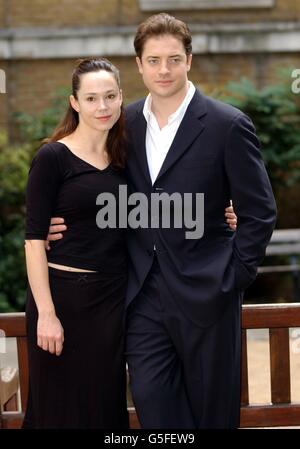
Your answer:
[158,62,170,76]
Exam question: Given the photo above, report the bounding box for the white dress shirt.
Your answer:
[143,81,196,185]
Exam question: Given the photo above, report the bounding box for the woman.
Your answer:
[23,58,128,429]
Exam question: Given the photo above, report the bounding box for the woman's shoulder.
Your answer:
[33,141,69,164]
[29,142,67,174]
[37,141,64,156]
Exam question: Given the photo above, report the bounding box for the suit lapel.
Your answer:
[155,89,207,183]
[130,90,207,186]
[131,105,152,185]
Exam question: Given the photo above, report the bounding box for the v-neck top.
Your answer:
[25,142,127,273]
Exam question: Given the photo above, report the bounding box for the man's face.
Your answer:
[136,34,192,100]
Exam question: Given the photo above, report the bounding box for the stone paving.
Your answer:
[247,328,300,403]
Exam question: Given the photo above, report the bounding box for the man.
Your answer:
[48,13,276,428]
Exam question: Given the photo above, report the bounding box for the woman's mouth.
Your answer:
[96,115,112,122]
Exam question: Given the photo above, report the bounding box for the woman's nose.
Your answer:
[97,98,108,110]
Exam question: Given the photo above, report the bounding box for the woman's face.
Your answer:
[70,70,122,132]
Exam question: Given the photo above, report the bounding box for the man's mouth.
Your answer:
[156,80,173,85]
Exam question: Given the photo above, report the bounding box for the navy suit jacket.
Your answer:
[124,89,277,327]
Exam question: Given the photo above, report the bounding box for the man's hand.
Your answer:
[45,217,66,251]
[225,204,237,231]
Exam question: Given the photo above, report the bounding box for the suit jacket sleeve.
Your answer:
[225,113,277,290]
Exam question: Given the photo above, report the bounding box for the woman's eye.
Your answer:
[107,94,116,100]
[87,97,95,102]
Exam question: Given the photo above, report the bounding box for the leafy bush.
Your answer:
[218,72,300,299]
[0,89,70,312]
[219,71,300,193]
[0,132,37,311]
[14,87,69,143]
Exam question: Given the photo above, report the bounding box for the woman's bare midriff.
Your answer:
[48,262,97,273]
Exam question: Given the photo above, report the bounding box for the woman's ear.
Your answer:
[69,94,79,113]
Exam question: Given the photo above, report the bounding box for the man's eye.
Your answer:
[148,59,158,64]
[107,94,116,99]
[170,58,180,64]
[87,97,95,101]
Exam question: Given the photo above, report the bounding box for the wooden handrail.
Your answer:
[1,304,300,429]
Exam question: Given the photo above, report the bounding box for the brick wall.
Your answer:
[190,53,300,93]
[1,52,299,131]
[0,0,120,27]
[0,0,299,27]
[0,0,5,27]
[0,0,300,132]
[141,0,300,25]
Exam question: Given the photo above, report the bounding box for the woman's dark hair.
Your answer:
[134,13,192,59]
[45,58,126,168]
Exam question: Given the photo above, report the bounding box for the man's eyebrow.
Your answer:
[146,54,183,58]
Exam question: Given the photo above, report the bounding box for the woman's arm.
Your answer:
[25,144,65,355]
[25,240,64,356]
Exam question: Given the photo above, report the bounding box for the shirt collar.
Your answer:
[143,81,196,125]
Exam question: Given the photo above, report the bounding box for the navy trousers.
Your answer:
[125,255,242,429]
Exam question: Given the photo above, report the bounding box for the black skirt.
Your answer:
[23,266,129,429]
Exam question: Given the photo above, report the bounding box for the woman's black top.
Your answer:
[25,142,127,273]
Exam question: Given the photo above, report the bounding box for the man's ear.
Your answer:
[136,56,143,75]
[69,94,79,113]
[186,54,192,72]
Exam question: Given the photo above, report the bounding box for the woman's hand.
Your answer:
[37,310,64,356]
[225,204,237,231]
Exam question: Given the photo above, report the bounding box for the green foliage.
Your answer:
[0,89,70,312]
[219,70,300,192]
[14,87,70,142]
[0,133,38,311]
[0,215,27,311]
